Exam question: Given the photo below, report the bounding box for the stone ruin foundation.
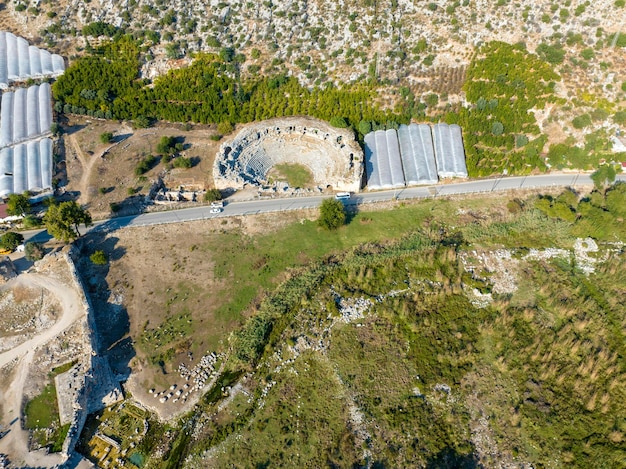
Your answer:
[213,116,363,193]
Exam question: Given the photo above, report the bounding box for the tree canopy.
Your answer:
[6,193,31,217]
[0,232,24,251]
[318,198,347,230]
[43,201,93,243]
[24,242,45,261]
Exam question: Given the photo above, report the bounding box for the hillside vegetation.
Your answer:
[77,183,626,468]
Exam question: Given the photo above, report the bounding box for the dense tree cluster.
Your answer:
[446,42,560,176]
[534,182,626,240]
[52,38,408,137]
[82,21,120,38]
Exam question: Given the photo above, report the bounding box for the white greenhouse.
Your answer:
[0,138,53,198]
[0,32,65,88]
[432,123,468,179]
[0,83,52,147]
[397,124,439,186]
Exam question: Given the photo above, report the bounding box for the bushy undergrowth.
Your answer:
[200,187,626,468]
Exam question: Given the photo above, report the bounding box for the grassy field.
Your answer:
[187,186,626,468]
[24,381,69,452]
[268,163,313,188]
[25,384,59,430]
[88,186,626,467]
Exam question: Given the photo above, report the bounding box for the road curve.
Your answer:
[0,274,84,369]
[23,173,626,241]
[0,274,82,467]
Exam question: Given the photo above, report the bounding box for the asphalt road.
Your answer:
[23,173,626,242]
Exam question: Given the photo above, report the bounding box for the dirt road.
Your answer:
[0,273,84,466]
[0,274,83,369]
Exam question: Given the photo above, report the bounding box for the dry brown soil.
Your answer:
[61,117,225,219]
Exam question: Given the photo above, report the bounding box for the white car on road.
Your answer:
[210,207,222,214]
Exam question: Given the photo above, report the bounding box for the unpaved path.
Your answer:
[68,133,102,205]
[0,274,83,369]
[68,125,133,205]
[0,273,84,466]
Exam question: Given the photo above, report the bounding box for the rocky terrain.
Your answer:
[2,0,624,95]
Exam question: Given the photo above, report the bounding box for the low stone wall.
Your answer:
[60,248,123,460]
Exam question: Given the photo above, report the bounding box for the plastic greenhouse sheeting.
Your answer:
[432,123,468,178]
[12,88,27,142]
[0,92,12,147]
[0,147,12,198]
[6,33,17,80]
[0,34,7,88]
[29,46,42,77]
[0,84,53,147]
[27,85,40,137]
[0,138,53,196]
[40,50,53,75]
[449,124,468,177]
[13,143,27,194]
[39,138,52,189]
[375,130,392,189]
[17,37,30,78]
[0,31,65,87]
[364,132,380,190]
[397,124,438,186]
[27,140,42,191]
[38,83,52,134]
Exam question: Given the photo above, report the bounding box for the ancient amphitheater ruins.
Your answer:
[213,117,363,193]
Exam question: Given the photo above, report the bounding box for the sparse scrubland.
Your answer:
[76,183,626,468]
[8,0,625,464]
[189,184,626,468]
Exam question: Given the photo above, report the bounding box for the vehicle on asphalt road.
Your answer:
[210,207,222,214]
[335,192,351,200]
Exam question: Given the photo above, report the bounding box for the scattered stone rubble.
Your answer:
[336,296,373,323]
[460,238,615,307]
[148,352,222,405]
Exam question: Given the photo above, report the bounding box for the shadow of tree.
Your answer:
[425,447,480,469]
[73,214,142,381]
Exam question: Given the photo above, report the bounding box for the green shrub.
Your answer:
[217,122,234,134]
[173,156,192,168]
[90,250,108,265]
[0,232,24,251]
[204,188,222,202]
[329,116,348,128]
[613,111,626,125]
[318,198,347,230]
[491,121,504,135]
[536,43,566,64]
[572,114,592,129]
[22,215,42,229]
[135,155,157,175]
[25,242,45,261]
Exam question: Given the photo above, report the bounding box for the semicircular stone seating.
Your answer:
[214,119,363,192]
